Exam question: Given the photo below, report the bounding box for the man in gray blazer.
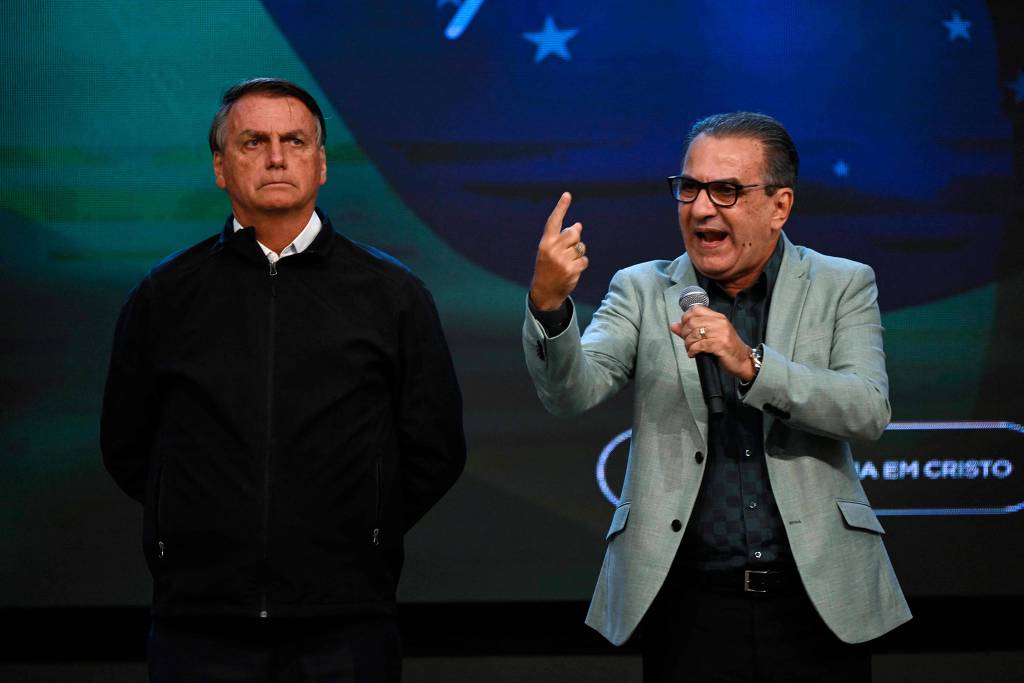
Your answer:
[523,112,910,682]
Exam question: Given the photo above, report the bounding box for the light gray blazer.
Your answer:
[523,235,911,646]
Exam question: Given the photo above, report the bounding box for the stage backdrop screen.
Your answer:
[2,0,1022,606]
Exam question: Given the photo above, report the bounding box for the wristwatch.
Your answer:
[749,343,763,378]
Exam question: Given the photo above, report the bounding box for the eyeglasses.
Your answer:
[666,175,775,208]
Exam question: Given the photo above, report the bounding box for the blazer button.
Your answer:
[694,451,704,464]
[671,519,682,532]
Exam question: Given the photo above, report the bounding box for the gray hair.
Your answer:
[209,78,326,153]
[683,111,798,192]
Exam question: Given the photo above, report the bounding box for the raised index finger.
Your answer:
[544,192,572,237]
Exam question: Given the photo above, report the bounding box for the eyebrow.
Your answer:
[237,129,310,139]
[681,174,745,184]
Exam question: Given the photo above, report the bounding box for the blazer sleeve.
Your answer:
[395,277,466,531]
[100,277,159,504]
[522,268,641,417]
[742,262,891,442]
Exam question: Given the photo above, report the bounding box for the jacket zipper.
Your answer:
[261,257,277,617]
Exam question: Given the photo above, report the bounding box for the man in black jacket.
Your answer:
[101,78,466,682]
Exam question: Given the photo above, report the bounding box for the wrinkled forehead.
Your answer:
[682,134,766,178]
[227,94,318,135]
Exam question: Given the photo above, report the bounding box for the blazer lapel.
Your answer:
[664,254,709,446]
[763,235,810,434]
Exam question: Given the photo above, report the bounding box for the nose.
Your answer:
[688,186,718,221]
[266,136,286,168]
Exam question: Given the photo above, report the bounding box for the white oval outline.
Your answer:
[595,421,1024,515]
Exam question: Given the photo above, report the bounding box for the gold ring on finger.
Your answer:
[698,327,707,339]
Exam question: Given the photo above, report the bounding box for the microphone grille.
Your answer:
[678,285,709,311]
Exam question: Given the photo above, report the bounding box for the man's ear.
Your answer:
[318,146,327,186]
[771,187,794,230]
[213,152,226,190]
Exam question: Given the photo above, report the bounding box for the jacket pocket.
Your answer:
[836,499,885,534]
[793,325,832,367]
[795,322,832,345]
[372,454,384,547]
[142,457,168,567]
[605,501,631,541]
[153,459,169,559]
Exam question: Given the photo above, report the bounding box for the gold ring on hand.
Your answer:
[698,327,707,339]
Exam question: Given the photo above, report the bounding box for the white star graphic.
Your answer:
[1007,70,1024,103]
[942,11,971,41]
[832,160,849,177]
[522,16,579,63]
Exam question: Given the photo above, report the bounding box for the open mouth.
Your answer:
[694,228,728,243]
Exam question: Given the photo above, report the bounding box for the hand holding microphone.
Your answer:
[670,285,758,416]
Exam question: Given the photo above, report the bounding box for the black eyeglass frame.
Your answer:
[666,175,778,208]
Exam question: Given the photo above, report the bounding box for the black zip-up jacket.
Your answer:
[101,212,465,618]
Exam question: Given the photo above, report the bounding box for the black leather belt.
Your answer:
[689,568,800,595]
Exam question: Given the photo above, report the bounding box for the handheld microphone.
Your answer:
[678,286,726,417]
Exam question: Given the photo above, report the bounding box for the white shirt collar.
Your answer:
[232,211,322,262]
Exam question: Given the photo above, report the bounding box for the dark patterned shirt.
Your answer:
[678,238,791,571]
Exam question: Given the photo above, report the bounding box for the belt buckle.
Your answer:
[744,569,770,593]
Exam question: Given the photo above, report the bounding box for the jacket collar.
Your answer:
[218,207,336,262]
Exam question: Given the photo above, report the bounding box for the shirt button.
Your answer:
[747,500,758,510]
[754,551,763,559]
[694,451,704,464]
[671,519,682,532]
